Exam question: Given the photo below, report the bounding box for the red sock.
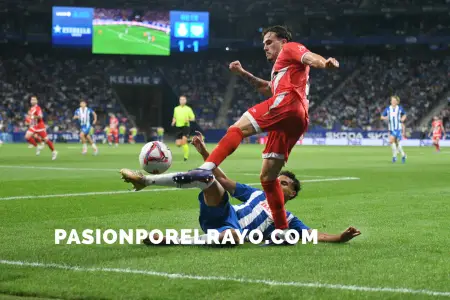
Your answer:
[436,143,440,151]
[115,136,119,143]
[261,179,288,230]
[27,137,37,147]
[46,140,55,151]
[108,136,112,143]
[205,127,244,167]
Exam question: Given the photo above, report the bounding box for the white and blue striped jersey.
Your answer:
[232,183,309,239]
[382,105,406,131]
[74,107,94,127]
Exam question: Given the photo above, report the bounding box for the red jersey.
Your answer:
[110,117,119,129]
[270,42,310,105]
[432,120,443,136]
[28,105,45,129]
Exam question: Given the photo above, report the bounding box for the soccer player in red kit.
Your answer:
[429,116,445,152]
[108,113,119,147]
[174,25,339,242]
[25,115,44,149]
[25,96,58,160]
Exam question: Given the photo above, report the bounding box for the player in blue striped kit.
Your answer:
[381,96,407,163]
[73,100,98,155]
[120,133,361,246]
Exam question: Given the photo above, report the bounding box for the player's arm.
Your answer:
[171,109,176,126]
[380,108,389,121]
[92,111,97,125]
[400,107,407,123]
[289,217,360,243]
[229,61,272,97]
[188,107,195,122]
[302,52,339,69]
[315,227,361,243]
[191,132,237,194]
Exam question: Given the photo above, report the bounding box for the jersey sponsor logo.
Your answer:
[259,200,273,219]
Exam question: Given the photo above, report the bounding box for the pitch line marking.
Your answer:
[0,177,359,201]
[0,260,448,297]
[0,166,337,178]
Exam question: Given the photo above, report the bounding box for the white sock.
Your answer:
[391,143,397,157]
[82,143,87,151]
[199,162,216,170]
[92,143,97,150]
[397,142,405,156]
[144,172,214,190]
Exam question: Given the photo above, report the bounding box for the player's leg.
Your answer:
[433,136,440,152]
[40,131,57,160]
[85,134,98,155]
[396,133,406,163]
[259,126,304,233]
[389,134,397,162]
[79,131,88,154]
[120,168,214,191]
[25,130,38,147]
[261,156,288,230]
[198,107,258,171]
[108,133,113,146]
[181,130,190,161]
[114,132,119,147]
[34,135,44,146]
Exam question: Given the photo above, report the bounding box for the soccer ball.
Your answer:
[139,141,172,174]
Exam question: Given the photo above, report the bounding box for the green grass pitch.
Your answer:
[93,25,170,56]
[0,143,449,299]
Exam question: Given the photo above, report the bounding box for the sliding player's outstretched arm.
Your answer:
[315,227,361,243]
[191,132,237,194]
[229,61,272,97]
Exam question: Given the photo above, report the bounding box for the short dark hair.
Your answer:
[279,170,301,198]
[262,25,292,42]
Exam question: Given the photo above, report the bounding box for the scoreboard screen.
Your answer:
[170,11,209,53]
[51,7,209,55]
[52,7,94,47]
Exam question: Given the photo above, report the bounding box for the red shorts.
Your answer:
[433,134,441,141]
[244,92,308,162]
[28,127,48,139]
[109,128,119,136]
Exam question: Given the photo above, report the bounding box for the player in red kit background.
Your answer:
[429,116,445,152]
[108,113,119,147]
[174,25,339,243]
[25,96,58,160]
[25,114,44,149]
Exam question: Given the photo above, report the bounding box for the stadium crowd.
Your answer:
[0,54,127,134]
[1,51,449,136]
[313,56,450,130]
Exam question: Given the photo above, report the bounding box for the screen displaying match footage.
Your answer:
[92,9,170,56]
